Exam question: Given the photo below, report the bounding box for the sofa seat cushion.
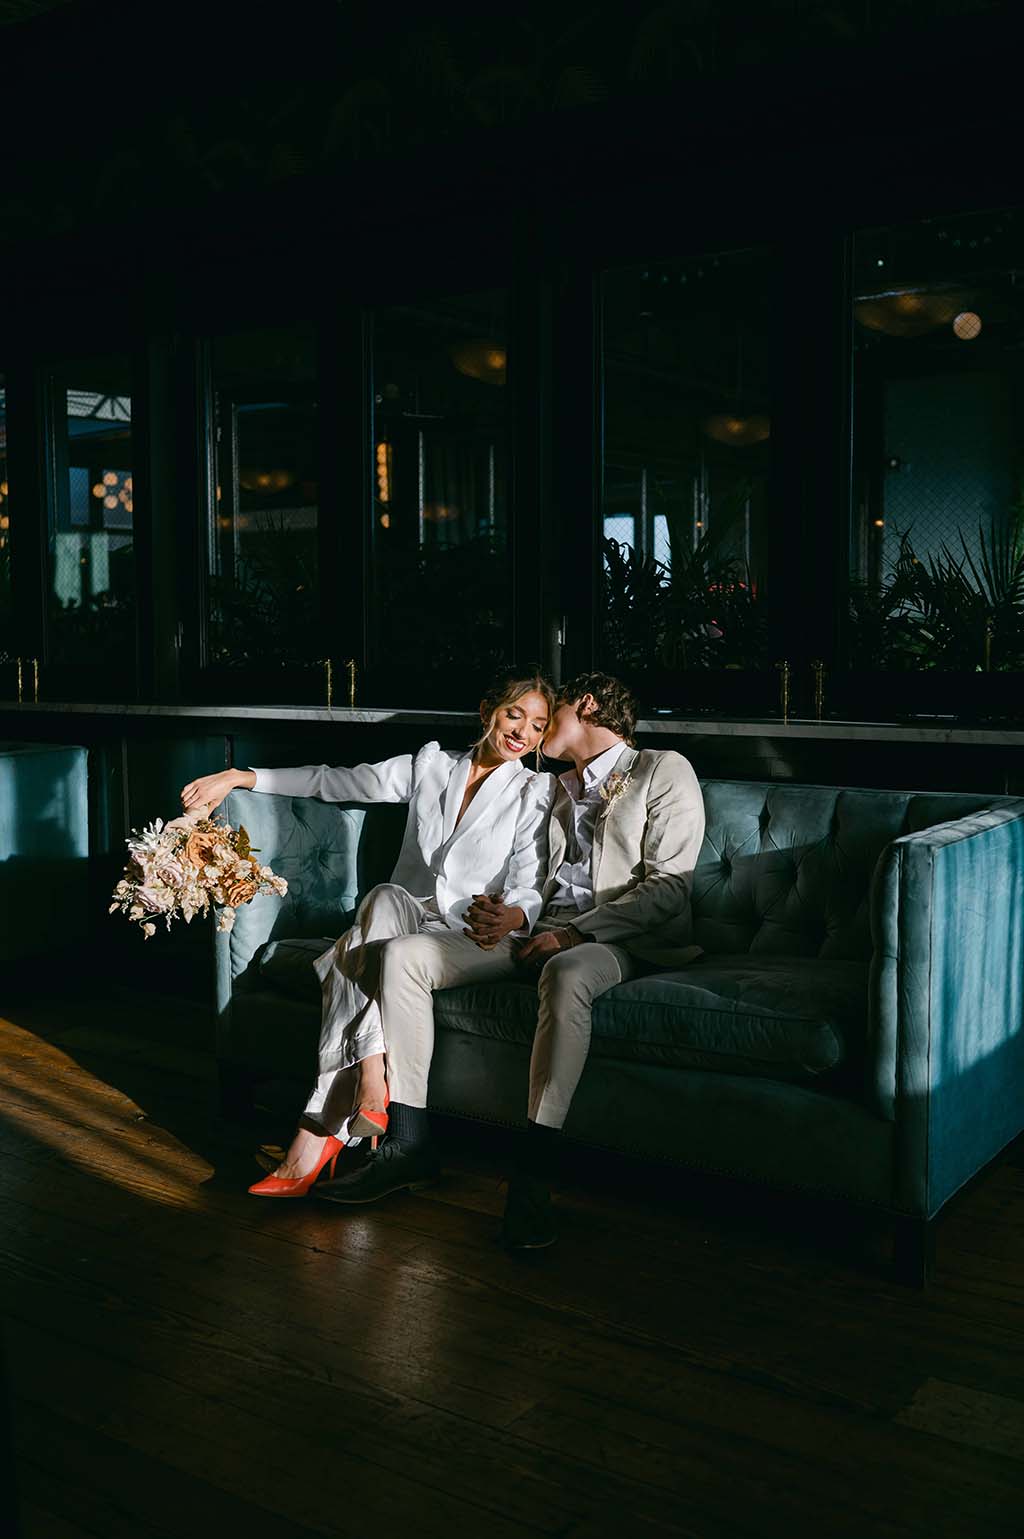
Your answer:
[603,956,864,1076]
[257,938,865,1081]
[438,954,865,1080]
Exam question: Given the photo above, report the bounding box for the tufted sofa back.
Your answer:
[221,790,406,981]
[222,779,1013,982]
[692,780,1013,962]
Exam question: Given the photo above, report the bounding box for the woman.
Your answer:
[180,668,555,1197]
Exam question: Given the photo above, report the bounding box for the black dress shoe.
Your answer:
[314,1137,440,1205]
[501,1176,558,1250]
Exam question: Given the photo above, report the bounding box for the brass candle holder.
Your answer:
[8,656,40,704]
[775,659,791,724]
[321,658,357,709]
[810,659,826,721]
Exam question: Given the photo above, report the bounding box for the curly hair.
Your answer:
[474,667,556,761]
[555,672,638,745]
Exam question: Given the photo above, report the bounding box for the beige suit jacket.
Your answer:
[543,745,706,967]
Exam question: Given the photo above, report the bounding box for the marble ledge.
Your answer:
[0,701,474,727]
[3,699,1024,747]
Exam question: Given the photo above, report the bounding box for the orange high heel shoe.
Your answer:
[248,1135,345,1198]
[349,1088,390,1141]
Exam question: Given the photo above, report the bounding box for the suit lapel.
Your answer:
[547,785,572,880]
[440,752,473,844]
[445,758,522,848]
[591,744,640,894]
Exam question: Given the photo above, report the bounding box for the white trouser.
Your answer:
[380,913,634,1129]
[304,882,438,1136]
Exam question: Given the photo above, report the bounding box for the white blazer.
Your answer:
[251,740,556,931]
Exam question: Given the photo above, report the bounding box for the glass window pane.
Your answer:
[850,207,1024,673]
[601,251,771,695]
[652,514,671,569]
[603,513,636,559]
[369,293,510,705]
[48,361,135,671]
[0,374,10,665]
[207,328,319,670]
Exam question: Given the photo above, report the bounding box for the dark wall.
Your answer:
[3,0,1022,293]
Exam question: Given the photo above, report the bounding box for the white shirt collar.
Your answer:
[560,741,628,798]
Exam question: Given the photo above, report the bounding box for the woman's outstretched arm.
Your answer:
[181,767,256,813]
[181,745,429,815]
[244,753,416,804]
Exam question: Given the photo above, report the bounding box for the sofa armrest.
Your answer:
[869,799,1024,1216]
[213,787,366,1015]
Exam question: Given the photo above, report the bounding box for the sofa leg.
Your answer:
[218,1061,256,1123]
[892,1214,936,1287]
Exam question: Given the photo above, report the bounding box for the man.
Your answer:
[316,674,706,1250]
[500,672,706,1248]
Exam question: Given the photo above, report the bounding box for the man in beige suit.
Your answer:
[502,672,705,1248]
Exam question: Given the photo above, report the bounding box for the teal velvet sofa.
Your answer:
[215,780,1024,1281]
[0,741,89,966]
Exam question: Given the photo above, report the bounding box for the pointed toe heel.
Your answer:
[248,1135,345,1198]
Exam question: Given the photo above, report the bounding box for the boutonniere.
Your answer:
[598,769,633,811]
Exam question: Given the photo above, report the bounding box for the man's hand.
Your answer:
[464,895,526,951]
[513,926,582,970]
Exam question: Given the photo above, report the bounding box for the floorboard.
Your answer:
[2,988,1023,1538]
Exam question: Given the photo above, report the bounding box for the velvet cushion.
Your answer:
[436,957,864,1080]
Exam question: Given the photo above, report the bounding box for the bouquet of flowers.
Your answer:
[110,804,288,939]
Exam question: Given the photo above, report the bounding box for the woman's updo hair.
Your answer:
[474,667,555,761]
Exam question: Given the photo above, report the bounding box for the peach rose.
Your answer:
[184,830,222,869]
[226,876,259,907]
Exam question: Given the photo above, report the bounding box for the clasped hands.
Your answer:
[464,895,581,968]
[463,894,526,950]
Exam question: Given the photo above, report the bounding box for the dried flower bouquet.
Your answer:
[110,803,287,939]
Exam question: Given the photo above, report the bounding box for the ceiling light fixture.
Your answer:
[450,339,507,386]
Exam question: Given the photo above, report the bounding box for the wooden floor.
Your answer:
[1,985,1023,1539]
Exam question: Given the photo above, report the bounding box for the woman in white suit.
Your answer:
[180,669,555,1197]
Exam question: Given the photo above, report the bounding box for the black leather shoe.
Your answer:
[501,1176,558,1250]
[314,1137,440,1204]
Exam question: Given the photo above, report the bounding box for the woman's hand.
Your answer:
[180,768,256,814]
[464,895,526,950]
